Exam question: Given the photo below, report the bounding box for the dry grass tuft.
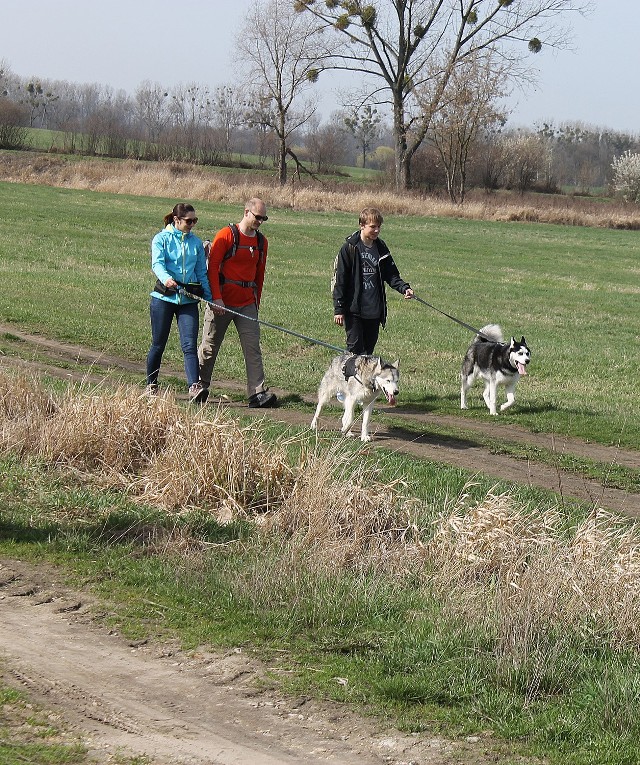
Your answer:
[264,441,421,569]
[136,407,296,513]
[0,368,58,454]
[2,152,640,229]
[427,491,640,652]
[4,368,640,653]
[40,384,177,478]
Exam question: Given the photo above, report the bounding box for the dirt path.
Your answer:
[0,559,519,765]
[1,322,638,516]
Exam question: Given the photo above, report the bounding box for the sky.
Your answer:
[1,0,639,135]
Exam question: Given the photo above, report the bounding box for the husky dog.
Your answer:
[460,324,531,415]
[311,353,399,442]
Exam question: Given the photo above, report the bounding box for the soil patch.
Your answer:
[0,558,531,765]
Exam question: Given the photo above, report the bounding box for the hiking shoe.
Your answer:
[144,383,159,397]
[189,381,209,404]
[248,390,278,408]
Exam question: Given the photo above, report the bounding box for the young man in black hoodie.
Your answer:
[332,207,414,355]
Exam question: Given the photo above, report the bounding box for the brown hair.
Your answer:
[359,207,383,227]
[163,203,195,227]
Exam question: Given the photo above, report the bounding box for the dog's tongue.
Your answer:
[517,363,527,376]
[386,392,396,405]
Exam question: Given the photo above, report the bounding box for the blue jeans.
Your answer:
[146,298,200,387]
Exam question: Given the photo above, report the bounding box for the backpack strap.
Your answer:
[219,224,265,295]
[222,223,265,263]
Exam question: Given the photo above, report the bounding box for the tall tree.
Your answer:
[295,0,589,191]
[134,81,169,143]
[237,0,330,185]
[426,52,509,203]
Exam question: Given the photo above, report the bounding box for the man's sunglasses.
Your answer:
[250,211,269,222]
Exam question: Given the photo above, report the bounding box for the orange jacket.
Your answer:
[207,225,268,308]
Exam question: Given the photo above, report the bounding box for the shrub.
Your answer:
[0,98,30,149]
[611,150,640,203]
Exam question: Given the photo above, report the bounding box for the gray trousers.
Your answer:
[198,303,266,398]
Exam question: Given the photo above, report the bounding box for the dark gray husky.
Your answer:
[460,324,531,415]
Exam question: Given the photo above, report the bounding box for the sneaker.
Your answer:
[144,383,159,397]
[248,390,278,408]
[189,381,209,404]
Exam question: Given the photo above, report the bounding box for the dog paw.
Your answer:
[360,435,372,443]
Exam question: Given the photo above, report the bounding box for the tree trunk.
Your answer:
[393,99,409,191]
[278,135,287,186]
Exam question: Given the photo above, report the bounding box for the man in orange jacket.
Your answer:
[195,198,278,408]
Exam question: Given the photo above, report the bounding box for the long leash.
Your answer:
[177,287,347,354]
[411,293,489,339]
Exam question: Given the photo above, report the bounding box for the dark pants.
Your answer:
[146,297,200,387]
[344,315,381,356]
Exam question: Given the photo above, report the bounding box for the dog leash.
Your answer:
[176,287,347,354]
[411,294,489,340]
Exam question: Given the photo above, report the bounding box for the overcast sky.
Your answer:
[2,0,638,135]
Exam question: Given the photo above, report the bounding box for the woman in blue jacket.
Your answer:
[146,203,212,401]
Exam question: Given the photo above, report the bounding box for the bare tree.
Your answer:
[21,80,59,128]
[237,0,330,185]
[426,52,509,203]
[503,131,550,193]
[134,81,169,143]
[168,83,213,155]
[295,0,590,191]
[344,104,381,168]
[213,84,244,156]
[305,115,348,173]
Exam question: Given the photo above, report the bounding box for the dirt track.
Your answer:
[1,321,639,516]
[0,558,520,765]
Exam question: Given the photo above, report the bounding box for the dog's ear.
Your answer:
[393,359,400,369]
[520,336,526,345]
[509,336,516,348]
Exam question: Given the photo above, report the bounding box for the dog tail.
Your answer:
[476,324,503,343]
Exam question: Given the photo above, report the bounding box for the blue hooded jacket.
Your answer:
[150,224,213,304]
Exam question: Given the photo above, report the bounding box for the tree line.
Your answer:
[1,0,638,201]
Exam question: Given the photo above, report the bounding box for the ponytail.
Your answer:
[163,202,196,227]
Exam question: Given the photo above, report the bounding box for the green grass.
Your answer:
[0,180,638,449]
[3,454,640,765]
[0,176,639,764]
[0,676,87,764]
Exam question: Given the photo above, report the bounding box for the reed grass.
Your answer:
[2,150,640,229]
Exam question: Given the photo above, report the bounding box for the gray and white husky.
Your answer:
[311,353,399,442]
[460,324,531,415]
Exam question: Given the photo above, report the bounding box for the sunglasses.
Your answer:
[250,211,269,222]
[181,217,198,225]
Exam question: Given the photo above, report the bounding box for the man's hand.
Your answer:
[334,314,344,326]
[210,299,226,316]
[404,288,414,299]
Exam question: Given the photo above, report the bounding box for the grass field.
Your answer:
[1,178,640,765]
[1,180,638,448]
